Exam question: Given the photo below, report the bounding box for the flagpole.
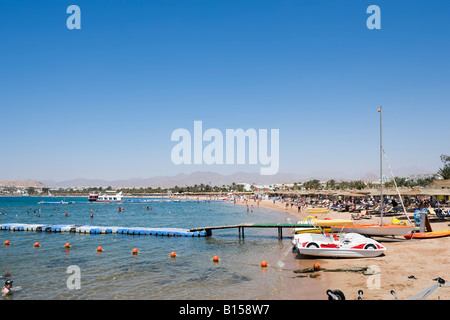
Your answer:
[379,106,383,226]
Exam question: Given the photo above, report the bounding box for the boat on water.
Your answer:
[294,232,386,258]
[89,191,123,203]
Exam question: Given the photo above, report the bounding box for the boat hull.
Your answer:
[294,227,331,234]
[294,232,386,258]
[312,219,354,227]
[331,224,413,236]
[404,230,450,239]
[298,247,385,258]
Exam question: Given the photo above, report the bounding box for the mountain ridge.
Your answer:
[38,166,434,188]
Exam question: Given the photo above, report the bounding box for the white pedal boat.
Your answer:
[293,232,386,258]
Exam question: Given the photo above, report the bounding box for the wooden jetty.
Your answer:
[189,223,309,239]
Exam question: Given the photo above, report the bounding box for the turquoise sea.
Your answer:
[0,197,294,300]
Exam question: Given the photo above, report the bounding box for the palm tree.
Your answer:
[438,166,450,179]
[326,179,336,190]
[438,154,450,179]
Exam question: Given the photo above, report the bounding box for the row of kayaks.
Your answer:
[292,216,450,258]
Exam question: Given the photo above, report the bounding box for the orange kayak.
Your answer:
[404,229,450,239]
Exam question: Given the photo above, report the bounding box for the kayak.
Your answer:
[307,208,329,214]
[404,229,450,239]
[294,227,331,234]
[293,216,353,234]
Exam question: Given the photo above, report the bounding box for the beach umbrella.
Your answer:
[420,189,450,196]
[401,187,423,196]
[335,191,366,197]
[380,189,399,196]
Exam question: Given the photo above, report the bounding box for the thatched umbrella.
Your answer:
[335,191,366,197]
[401,187,423,196]
[420,189,450,196]
[381,189,400,196]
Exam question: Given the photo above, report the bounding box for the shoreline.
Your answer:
[4,194,450,300]
[229,197,450,300]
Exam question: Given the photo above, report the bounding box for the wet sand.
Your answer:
[248,198,450,300]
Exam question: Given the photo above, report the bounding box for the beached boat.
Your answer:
[329,108,413,238]
[89,192,123,203]
[307,208,330,214]
[294,232,386,258]
[330,224,413,236]
[294,226,331,234]
[293,216,353,234]
[404,230,450,239]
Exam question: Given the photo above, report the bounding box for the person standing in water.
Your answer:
[90,210,94,218]
[2,280,13,296]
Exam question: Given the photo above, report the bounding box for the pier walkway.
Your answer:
[189,223,309,239]
[1,222,309,239]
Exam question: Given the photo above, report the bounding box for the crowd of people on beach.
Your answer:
[232,193,450,219]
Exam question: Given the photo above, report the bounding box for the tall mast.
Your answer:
[378,106,383,226]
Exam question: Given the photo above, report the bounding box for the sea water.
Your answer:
[0,197,294,300]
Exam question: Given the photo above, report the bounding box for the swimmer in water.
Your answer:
[2,280,13,296]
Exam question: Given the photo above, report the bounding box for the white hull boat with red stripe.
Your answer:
[294,232,386,258]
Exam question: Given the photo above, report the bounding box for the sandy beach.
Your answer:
[211,196,450,300]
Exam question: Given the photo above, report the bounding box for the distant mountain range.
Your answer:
[0,180,47,188]
[38,166,434,188]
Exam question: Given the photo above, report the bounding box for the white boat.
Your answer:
[330,224,413,236]
[293,232,386,258]
[89,191,123,202]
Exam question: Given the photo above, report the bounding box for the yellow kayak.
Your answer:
[307,208,330,214]
[301,215,353,227]
[294,227,331,234]
[392,217,407,226]
[293,216,353,234]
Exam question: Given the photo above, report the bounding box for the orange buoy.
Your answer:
[65,243,71,248]
[313,263,321,271]
[132,248,138,255]
[34,242,40,247]
[97,246,103,252]
[4,240,10,245]
[261,260,268,268]
[213,255,219,262]
[170,251,176,258]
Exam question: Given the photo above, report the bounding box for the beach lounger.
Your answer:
[369,204,380,214]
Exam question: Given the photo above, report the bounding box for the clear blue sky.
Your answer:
[1,0,449,181]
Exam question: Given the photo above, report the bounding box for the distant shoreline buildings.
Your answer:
[0,172,446,196]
